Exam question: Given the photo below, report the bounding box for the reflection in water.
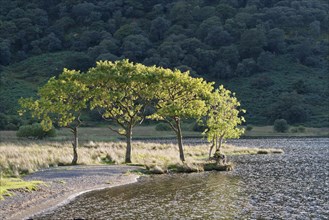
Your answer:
[36,173,247,219]
[35,138,329,219]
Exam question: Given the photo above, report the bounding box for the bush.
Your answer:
[290,127,298,133]
[192,122,207,132]
[16,123,56,139]
[5,123,18,130]
[291,125,306,133]
[246,125,253,131]
[273,119,289,133]
[297,125,306,133]
[155,122,171,131]
[0,113,8,130]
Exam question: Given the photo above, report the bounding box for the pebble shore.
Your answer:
[0,165,140,220]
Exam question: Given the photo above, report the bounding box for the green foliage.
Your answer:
[87,60,156,133]
[204,85,245,146]
[273,119,289,133]
[19,69,89,131]
[193,122,207,132]
[0,113,8,130]
[155,123,172,131]
[149,68,214,123]
[267,92,309,124]
[246,125,253,131]
[16,123,56,139]
[297,126,306,133]
[291,125,306,133]
[86,59,159,162]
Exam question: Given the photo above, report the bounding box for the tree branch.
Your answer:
[164,117,178,133]
[108,125,124,136]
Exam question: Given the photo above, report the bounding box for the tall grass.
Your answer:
[0,141,282,176]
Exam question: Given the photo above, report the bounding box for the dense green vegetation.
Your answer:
[0,0,328,127]
[20,60,244,164]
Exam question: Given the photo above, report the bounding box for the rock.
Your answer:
[149,165,165,174]
[204,163,234,171]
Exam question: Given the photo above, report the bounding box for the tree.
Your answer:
[203,85,245,159]
[266,28,286,54]
[239,28,267,59]
[0,113,8,130]
[0,40,11,65]
[273,119,289,133]
[149,17,170,41]
[149,68,214,162]
[122,34,151,61]
[267,92,309,124]
[19,69,89,165]
[87,60,156,163]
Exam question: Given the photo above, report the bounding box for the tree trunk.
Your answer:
[71,127,78,165]
[125,126,132,163]
[215,135,219,151]
[218,136,223,153]
[208,137,215,159]
[175,118,185,162]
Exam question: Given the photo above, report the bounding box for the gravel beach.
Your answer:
[0,165,140,220]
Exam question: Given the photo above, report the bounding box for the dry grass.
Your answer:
[0,140,283,176]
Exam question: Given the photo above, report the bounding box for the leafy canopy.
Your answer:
[19,69,89,130]
[149,67,214,126]
[87,59,157,134]
[204,85,245,142]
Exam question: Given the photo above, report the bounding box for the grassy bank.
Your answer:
[0,140,283,177]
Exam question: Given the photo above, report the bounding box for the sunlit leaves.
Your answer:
[149,68,214,123]
[19,68,88,130]
[204,85,245,143]
[86,60,158,133]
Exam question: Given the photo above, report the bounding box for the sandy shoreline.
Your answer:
[0,165,141,220]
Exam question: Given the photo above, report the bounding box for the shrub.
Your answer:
[5,123,18,131]
[297,126,306,133]
[246,125,253,131]
[192,122,207,132]
[273,119,289,133]
[0,113,8,130]
[290,125,306,133]
[290,127,298,133]
[16,123,56,139]
[155,122,172,131]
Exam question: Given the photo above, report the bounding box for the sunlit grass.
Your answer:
[0,141,282,176]
[0,178,44,200]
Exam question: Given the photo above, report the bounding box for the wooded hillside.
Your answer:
[0,0,328,128]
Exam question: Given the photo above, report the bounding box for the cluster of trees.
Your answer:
[19,60,245,164]
[1,0,328,77]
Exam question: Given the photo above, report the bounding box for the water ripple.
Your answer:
[35,138,329,219]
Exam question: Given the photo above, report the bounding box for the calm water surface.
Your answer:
[35,138,329,219]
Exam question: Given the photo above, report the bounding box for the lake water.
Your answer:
[34,138,329,219]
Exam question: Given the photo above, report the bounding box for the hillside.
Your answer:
[0,0,328,128]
